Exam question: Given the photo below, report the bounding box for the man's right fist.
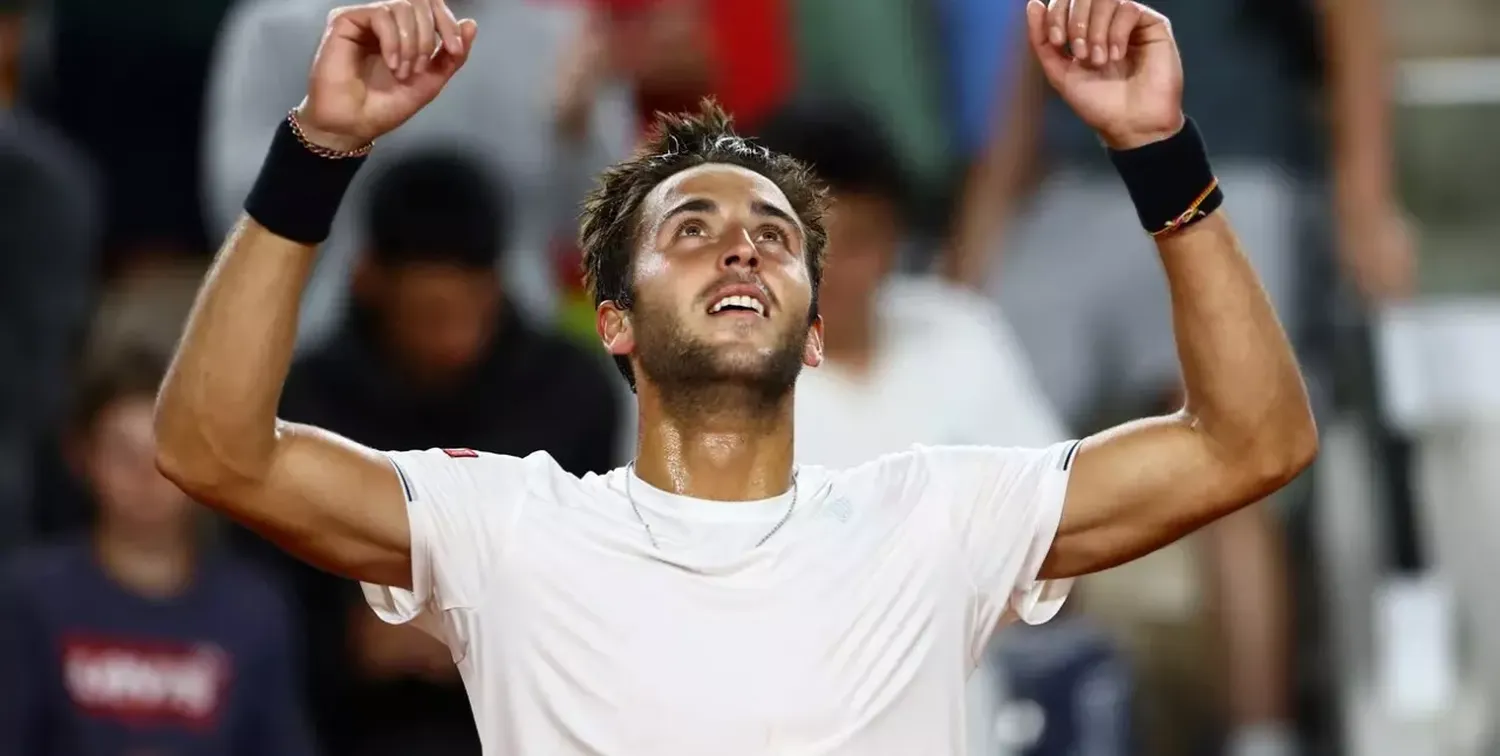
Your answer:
[296,0,477,152]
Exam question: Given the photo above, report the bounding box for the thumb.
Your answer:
[1025,0,1071,84]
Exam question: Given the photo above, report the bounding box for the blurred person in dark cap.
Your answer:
[952,0,1409,754]
[205,0,636,349]
[759,99,1133,756]
[240,149,622,754]
[0,0,101,556]
[0,343,314,756]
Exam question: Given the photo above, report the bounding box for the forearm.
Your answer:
[946,57,1044,288]
[1319,0,1395,209]
[1158,213,1313,460]
[155,219,314,492]
[1207,507,1294,730]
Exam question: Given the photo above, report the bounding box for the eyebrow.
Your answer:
[661,197,802,234]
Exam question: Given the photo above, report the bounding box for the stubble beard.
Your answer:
[631,297,808,420]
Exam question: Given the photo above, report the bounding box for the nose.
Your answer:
[717,227,761,272]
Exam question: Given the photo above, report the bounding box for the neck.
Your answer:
[634,384,796,501]
[94,521,196,599]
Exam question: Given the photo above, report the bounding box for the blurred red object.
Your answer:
[586,0,794,131]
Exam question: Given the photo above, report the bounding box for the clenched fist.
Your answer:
[296,0,478,152]
[1026,0,1183,150]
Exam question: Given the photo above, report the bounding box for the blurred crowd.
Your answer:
[0,0,1445,754]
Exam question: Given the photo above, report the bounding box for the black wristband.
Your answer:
[1107,117,1223,237]
[244,114,369,245]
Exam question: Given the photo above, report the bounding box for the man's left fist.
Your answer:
[1025,0,1184,150]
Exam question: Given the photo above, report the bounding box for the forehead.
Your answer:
[641,163,795,225]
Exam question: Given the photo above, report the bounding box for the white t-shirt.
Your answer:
[796,275,1071,755]
[362,438,1079,755]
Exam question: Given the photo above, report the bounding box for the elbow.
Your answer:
[152,402,244,503]
[153,432,224,502]
[1245,407,1320,495]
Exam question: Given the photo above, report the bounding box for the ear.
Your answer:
[803,315,824,368]
[597,300,635,358]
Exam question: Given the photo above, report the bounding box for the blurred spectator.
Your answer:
[582,0,793,134]
[757,100,1132,756]
[0,343,314,756]
[791,0,953,220]
[0,0,101,555]
[245,151,622,753]
[28,0,238,266]
[29,263,208,543]
[937,0,1022,161]
[953,0,1409,753]
[205,0,636,349]
[992,618,1136,756]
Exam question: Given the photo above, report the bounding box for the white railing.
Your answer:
[1397,57,1500,106]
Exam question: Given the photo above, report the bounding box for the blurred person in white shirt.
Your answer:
[759,100,1130,756]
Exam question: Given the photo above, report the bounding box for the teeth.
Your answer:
[709,295,765,316]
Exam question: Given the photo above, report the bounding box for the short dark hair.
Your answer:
[753,99,907,206]
[363,150,507,270]
[68,343,169,437]
[578,100,830,389]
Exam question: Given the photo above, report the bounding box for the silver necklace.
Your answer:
[624,462,799,550]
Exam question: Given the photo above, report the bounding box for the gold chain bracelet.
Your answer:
[286,109,374,160]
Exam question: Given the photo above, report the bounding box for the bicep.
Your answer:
[224,422,412,588]
[1044,413,1263,578]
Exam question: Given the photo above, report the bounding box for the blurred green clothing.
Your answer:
[790,0,953,207]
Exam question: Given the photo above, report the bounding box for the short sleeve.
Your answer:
[910,440,1081,652]
[359,449,541,629]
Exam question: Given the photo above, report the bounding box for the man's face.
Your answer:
[818,191,900,325]
[365,263,500,386]
[85,396,194,534]
[598,164,823,396]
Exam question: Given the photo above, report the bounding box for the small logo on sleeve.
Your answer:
[442,448,479,458]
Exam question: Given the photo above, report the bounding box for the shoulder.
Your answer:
[0,538,92,609]
[203,555,292,610]
[193,556,306,652]
[387,447,583,504]
[834,442,1081,491]
[201,554,296,621]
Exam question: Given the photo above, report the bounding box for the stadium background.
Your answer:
[2,0,1499,754]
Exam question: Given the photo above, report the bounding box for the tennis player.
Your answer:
[154,0,1317,752]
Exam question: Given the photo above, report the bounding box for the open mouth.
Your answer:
[708,294,767,317]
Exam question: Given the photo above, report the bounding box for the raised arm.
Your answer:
[154,0,477,588]
[1021,0,1317,579]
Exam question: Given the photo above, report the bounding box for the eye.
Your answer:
[757,226,787,244]
[677,220,707,237]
